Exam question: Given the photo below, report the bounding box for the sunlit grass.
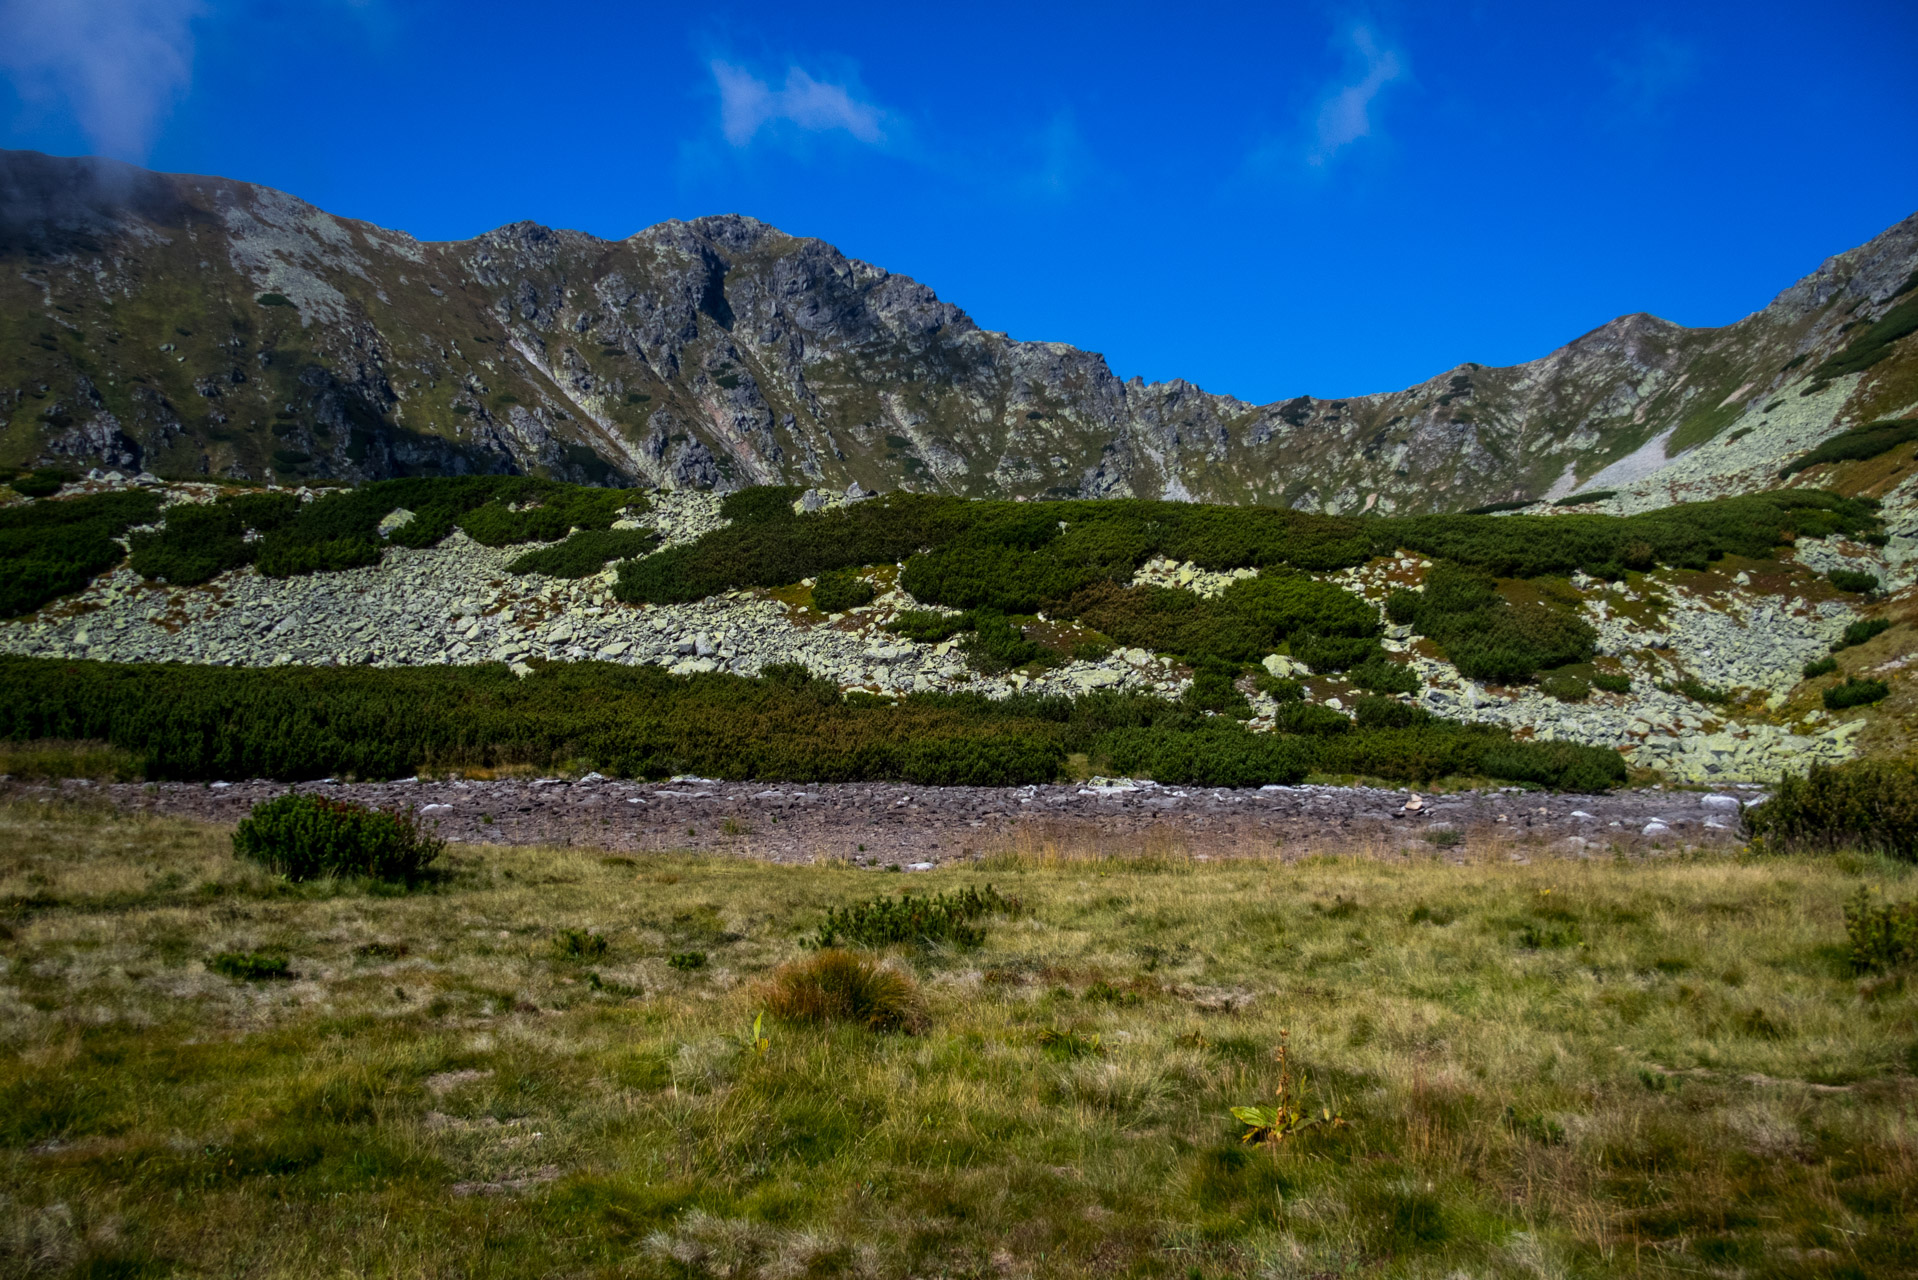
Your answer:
[1,800,1913,1277]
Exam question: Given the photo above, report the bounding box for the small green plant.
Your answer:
[1833,618,1891,650]
[808,885,1020,949]
[1503,1106,1566,1145]
[1843,886,1918,972]
[1659,677,1731,705]
[1591,671,1632,694]
[1082,979,1145,1006]
[552,929,609,961]
[745,1012,770,1056]
[667,951,707,971]
[1253,672,1304,701]
[1037,1027,1104,1059]
[1825,678,1890,710]
[1350,654,1419,695]
[1424,828,1462,849]
[1802,656,1839,679]
[1829,569,1881,595]
[231,794,442,884]
[811,568,877,612]
[207,950,292,981]
[1407,903,1457,926]
[1539,670,1591,702]
[763,950,921,1032]
[1230,1031,1347,1146]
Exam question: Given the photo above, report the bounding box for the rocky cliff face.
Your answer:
[3,149,1914,511]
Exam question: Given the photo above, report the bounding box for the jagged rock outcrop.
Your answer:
[3,148,1914,508]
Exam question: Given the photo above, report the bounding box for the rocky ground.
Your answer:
[6,478,1911,784]
[7,774,1758,866]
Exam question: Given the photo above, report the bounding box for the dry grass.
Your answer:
[0,798,1914,1278]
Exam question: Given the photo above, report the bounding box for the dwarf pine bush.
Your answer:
[1744,760,1918,861]
[232,794,442,883]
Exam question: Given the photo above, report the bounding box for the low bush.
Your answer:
[1352,695,1429,729]
[0,489,163,617]
[1253,673,1303,701]
[1350,655,1420,695]
[885,610,974,644]
[763,950,922,1032]
[1476,740,1627,793]
[1834,618,1891,650]
[808,885,1021,949]
[1399,563,1597,683]
[1539,670,1591,702]
[207,950,292,981]
[552,929,609,961]
[1828,569,1881,595]
[1802,656,1839,679]
[1843,887,1918,972]
[1744,760,1918,860]
[1099,722,1317,786]
[8,467,79,498]
[1292,634,1382,673]
[963,610,1057,674]
[250,477,646,578]
[231,794,443,883]
[129,491,300,585]
[667,951,707,971]
[1182,667,1252,717]
[811,569,877,613]
[1781,419,1918,477]
[1551,490,1616,506]
[1824,678,1890,710]
[1591,672,1632,694]
[1269,702,1354,735]
[1662,677,1731,705]
[506,528,660,578]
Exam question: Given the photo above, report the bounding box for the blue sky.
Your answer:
[3,0,1915,403]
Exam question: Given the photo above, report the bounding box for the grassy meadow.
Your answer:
[1,800,1914,1278]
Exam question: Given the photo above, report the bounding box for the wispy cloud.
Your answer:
[1603,32,1697,119]
[0,0,202,160]
[711,60,889,148]
[1308,24,1404,166]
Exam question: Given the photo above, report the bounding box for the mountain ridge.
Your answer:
[3,148,1914,512]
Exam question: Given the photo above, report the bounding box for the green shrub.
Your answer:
[885,610,974,643]
[207,950,292,981]
[0,489,163,617]
[1833,618,1891,650]
[1591,672,1632,694]
[1824,678,1889,710]
[1253,673,1304,701]
[719,485,804,524]
[1843,887,1918,972]
[812,569,878,613]
[1292,634,1382,673]
[667,951,707,971]
[1350,656,1419,695]
[764,950,922,1032]
[1269,702,1353,735]
[8,467,78,498]
[1744,760,1918,860]
[506,528,660,578]
[251,477,645,577]
[1539,670,1591,702]
[1661,678,1731,705]
[1828,569,1881,595]
[1182,667,1252,717]
[230,794,443,883]
[1097,722,1316,786]
[1383,589,1420,624]
[808,885,1020,949]
[1807,288,1918,378]
[1476,740,1628,793]
[1551,490,1616,506]
[1400,563,1597,682]
[129,492,300,585]
[552,929,609,961]
[1352,695,1429,729]
[1802,656,1839,679]
[962,610,1057,674]
[1781,419,1918,477]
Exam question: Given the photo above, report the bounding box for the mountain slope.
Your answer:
[3,149,1915,512]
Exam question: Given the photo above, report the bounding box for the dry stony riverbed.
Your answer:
[6,776,1759,865]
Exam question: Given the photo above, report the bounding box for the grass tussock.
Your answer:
[0,802,1914,1277]
[761,949,923,1032]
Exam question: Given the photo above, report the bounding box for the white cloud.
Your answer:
[1309,25,1403,165]
[0,0,202,160]
[711,60,887,148]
